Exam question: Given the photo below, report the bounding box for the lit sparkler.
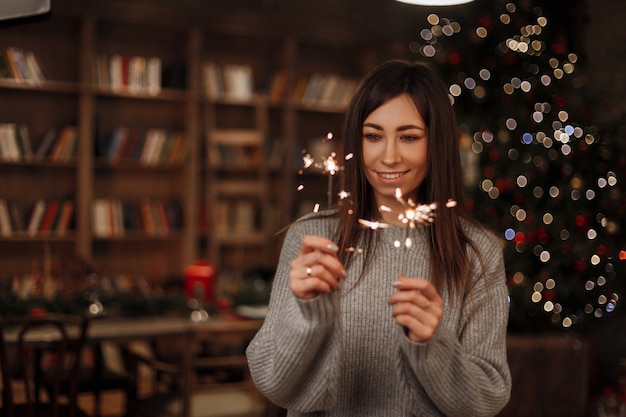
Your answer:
[359,188,457,264]
[298,132,347,209]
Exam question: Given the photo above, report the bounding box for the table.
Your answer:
[2,312,264,415]
[2,313,263,345]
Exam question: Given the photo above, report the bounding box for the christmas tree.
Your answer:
[406,0,626,332]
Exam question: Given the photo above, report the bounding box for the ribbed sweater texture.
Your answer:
[246,211,512,416]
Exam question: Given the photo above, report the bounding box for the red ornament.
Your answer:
[502,51,517,65]
[551,42,567,55]
[489,148,501,161]
[573,259,587,273]
[554,95,567,108]
[448,51,462,66]
[478,15,493,28]
[575,214,587,228]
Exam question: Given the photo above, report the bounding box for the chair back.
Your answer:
[126,320,269,417]
[0,313,90,417]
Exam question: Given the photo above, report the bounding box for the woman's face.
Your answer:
[361,93,429,220]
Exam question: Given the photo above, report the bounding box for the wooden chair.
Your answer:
[0,313,91,417]
[125,323,271,417]
[43,341,130,417]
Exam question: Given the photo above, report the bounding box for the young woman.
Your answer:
[246,60,511,416]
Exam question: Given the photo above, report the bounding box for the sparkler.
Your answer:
[359,188,457,271]
[298,132,346,209]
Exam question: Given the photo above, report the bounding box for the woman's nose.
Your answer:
[381,140,400,165]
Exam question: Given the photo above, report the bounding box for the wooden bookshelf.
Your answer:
[0,0,386,284]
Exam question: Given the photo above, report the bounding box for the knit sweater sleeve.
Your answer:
[246,216,342,412]
[395,228,512,417]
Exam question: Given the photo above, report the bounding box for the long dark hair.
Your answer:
[335,59,483,298]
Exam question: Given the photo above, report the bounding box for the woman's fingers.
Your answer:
[289,235,346,299]
[388,276,443,342]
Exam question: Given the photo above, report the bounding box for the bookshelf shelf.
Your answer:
[0,0,383,286]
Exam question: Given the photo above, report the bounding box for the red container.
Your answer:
[184,260,215,303]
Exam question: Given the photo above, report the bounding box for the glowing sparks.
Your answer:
[324,152,339,176]
[358,188,458,251]
[395,188,439,227]
[357,219,390,230]
[302,153,314,169]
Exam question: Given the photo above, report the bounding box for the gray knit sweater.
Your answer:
[246,211,511,416]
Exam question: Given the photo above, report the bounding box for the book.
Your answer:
[223,64,254,101]
[0,53,12,79]
[55,199,74,236]
[109,54,123,92]
[128,55,146,94]
[139,128,166,166]
[27,199,46,236]
[203,61,223,99]
[38,200,60,232]
[92,198,112,238]
[8,201,24,232]
[5,46,25,82]
[146,57,161,96]
[106,126,130,163]
[234,200,256,233]
[49,126,77,161]
[35,126,59,158]
[24,51,45,84]
[0,123,20,161]
[16,124,33,160]
[120,128,142,160]
[0,199,12,236]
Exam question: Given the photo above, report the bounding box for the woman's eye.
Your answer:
[363,133,380,141]
[400,135,420,142]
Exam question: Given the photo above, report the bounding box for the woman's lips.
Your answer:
[377,171,406,182]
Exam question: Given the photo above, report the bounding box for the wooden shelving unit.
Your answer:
[0,1,384,284]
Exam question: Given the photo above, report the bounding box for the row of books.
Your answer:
[0,198,75,237]
[92,198,182,238]
[203,62,254,101]
[208,137,284,170]
[214,199,261,234]
[291,73,359,108]
[97,127,188,166]
[0,124,78,162]
[94,54,162,95]
[0,46,45,84]
[206,129,284,170]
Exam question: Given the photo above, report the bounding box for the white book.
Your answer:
[109,54,123,92]
[27,199,46,236]
[128,55,146,94]
[203,61,223,99]
[146,57,161,96]
[92,198,112,237]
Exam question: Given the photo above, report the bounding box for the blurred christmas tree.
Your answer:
[407,0,626,332]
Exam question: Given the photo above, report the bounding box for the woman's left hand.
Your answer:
[388,275,443,343]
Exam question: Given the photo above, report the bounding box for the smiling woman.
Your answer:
[361,93,430,224]
[246,59,512,416]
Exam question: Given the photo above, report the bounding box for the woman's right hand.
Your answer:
[289,235,347,299]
